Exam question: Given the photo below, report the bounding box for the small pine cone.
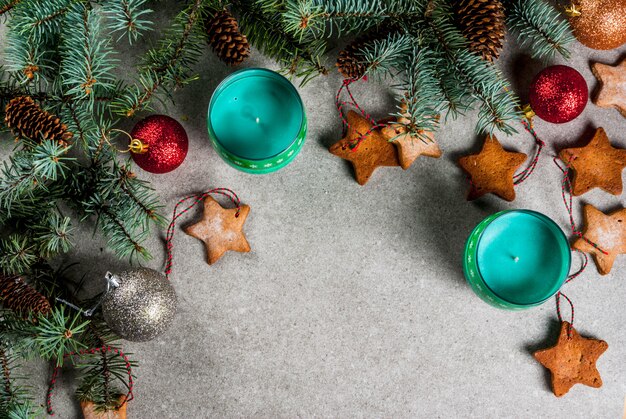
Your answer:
[4,96,73,145]
[336,42,367,80]
[0,274,52,318]
[206,10,250,66]
[455,0,506,62]
[336,30,390,80]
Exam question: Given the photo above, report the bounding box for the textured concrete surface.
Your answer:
[2,12,626,419]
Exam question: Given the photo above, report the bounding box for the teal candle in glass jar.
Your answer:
[463,210,571,310]
[207,68,307,174]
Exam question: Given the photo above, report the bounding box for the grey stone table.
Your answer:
[2,16,626,419]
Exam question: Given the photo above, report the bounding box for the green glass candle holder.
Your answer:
[463,210,571,310]
[207,68,307,174]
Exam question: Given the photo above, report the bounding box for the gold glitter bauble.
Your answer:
[569,0,626,50]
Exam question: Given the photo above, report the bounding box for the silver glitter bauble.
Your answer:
[102,268,177,342]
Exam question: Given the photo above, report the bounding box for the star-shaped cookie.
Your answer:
[534,321,608,397]
[380,105,442,170]
[573,204,626,275]
[592,58,626,117]
[458,135,527,201]
[185,196,251,265]
[329,110,399,185]
[559,128,626,196]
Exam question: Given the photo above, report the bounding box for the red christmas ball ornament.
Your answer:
[528,65,588,124]
[130,115,188,174]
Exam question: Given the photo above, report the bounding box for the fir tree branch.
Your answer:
[505,0,573,60]
[10,0,73,42]
[236,1,329,84]
[104,0,153,43]
[426,1,520,134]
[33,211,74,257]
[0,0,21,16]
[0,235,38,275]
[3,28,51,84]
[358,32,413,80]
[96,203,150,260]
[115,0,205,116]
[114,164,164,225]
[60,3,118,105]
[0,345,38,418]
[282,0,428,40]
[395,46,446,136]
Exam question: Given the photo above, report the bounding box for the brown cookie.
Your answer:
[534,322,608,397]
[572,204,626,275]
[329,110,400,185]
[81,398,127,419]
[380,103,442,170]
[185,196,251,265]
[559,128,626,196]
[458,135,527,201]
[592,58,626,118]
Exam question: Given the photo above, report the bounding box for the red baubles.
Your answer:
[130,115,188,174]
[528,65,588,124]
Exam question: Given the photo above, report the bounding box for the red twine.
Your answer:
[335,77,388,151]
[47,346,133,416]
[553,157,608,255]
[164,188,241,280]
[513,119,545,185]
[552,155,608,337]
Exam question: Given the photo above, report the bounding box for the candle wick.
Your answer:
[513,256,520,263]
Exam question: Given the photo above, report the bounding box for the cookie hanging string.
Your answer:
[552,155,608,337]
[554,157,609,254]
[513,119,545,185]
[164,188,241,280]
[335,77,388,151]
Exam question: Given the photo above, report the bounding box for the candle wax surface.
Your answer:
[476,211,570,305]
[210,70,303,160]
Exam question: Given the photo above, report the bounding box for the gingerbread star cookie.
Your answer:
[458,135,527,201]
[534,322,608,397]
[559,128,626,196]
[572,204,626,275]
[592,59,626,118]
[329,110,399,185]
[185,196,251,265]
[381,105,441,170]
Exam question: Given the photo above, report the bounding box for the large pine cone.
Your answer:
[455,0,506,61]
[4,96,73,145]
[206,9,250,66]
[0,274,52,318]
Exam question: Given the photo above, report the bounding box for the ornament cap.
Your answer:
[105,271,121,289]
[109,129,149,154]
[521,104,536,124]
[564,4,582,17]
[128,138,149,154]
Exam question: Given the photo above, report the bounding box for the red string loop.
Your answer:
[47,346,133,416]
[164,188,241,280]
[513,119,545,185]
[555,291,575,338]
[553,157,609,255]
[335,77,388,151]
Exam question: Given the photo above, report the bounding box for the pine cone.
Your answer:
[455,0,506,61]
[0,274,52,318]
[206,10,250,66]
[4,96,73,145]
